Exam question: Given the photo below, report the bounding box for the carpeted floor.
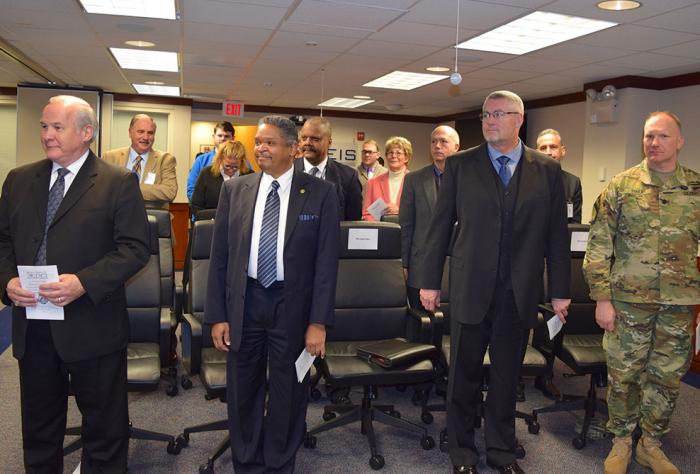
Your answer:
[0,342,698,474]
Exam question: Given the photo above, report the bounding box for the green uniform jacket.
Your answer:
[583,159,700,304]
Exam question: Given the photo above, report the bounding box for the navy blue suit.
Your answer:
[206,169,339,472]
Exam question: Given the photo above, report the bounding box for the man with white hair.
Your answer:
[0,95,150,472]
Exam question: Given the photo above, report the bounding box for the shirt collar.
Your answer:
[303,157,328,175]
[261,165,294,193]
[433,164,443,177]
[52,149,89,176]
[487,139,522,165]
[129,147,150,161]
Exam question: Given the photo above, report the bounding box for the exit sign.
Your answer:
[222,101,245,118]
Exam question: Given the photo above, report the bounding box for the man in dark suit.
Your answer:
[0,95,150,472]
[418,91,571,474]
[296,116,362,220]
[400,125,460,305]
[536,128,583,224]
[206,115,340,473]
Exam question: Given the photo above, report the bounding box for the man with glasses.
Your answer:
[295,116,363,220]
[418,91,571,474]
[357,139,387,198]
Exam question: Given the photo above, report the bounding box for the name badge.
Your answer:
[144,172,156,185]
[567,202,573,219]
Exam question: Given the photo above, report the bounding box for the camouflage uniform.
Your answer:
[583,159,700,439]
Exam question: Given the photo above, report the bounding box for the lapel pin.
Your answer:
[300,188,306,194]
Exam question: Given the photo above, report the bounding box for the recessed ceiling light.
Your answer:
[133,84,180,96]
[353,95,371,99]
[79,0,177,20]
[363,71,448,91]
[144,81,165,85]
[318,97,375,109]
[110,47,179,72]
[125,40,155,48]
[426,66,450,72]
[457,11,617,55]
[597,1,641,11]
[305,40,318,47]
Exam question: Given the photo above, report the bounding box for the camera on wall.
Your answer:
[289,115,307,127]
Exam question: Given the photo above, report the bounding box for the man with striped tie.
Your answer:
[206,115,340,473]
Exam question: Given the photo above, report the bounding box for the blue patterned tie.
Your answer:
[257,180,280,288]
[35,168,69,265]
[497,156,511,186]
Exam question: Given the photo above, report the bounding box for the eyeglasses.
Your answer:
[479,111,520,121]
[362,150,378,155]
[222,163,239,170]
[386,150,405,157]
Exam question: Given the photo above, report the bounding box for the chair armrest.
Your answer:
[173,282,184,324]
[181,312,203,375]
[159,307,172,367]
[407,307,433,343]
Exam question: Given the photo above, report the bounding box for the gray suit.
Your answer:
[399,164,439,289]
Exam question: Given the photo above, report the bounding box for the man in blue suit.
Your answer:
[206,115,340,473]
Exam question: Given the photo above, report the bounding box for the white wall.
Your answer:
[0,97,17,186]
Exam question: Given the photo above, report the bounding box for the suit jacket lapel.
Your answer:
[30,161,52,230]
[474,144,501,210]
[422,169,437,210]
[144,150,159,177]
[515,147,537,215]
[284,172,308,249]
[240,175,260,256]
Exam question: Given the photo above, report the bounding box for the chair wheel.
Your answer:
[572,436,586,449]
[421,412,434,424]
[369,454,385,470]
[166,385,178,397]
[310,388,322,401]
[421,435,435,450]
[199,462,214,474]
[181,377,193,390]
[303,433,317,449]
[322,411,336,421]
[411,390,426,406]
[515,443,525,459]
[528,420,540,434]
[439,430,448,452]
[389,410,401,419]
[175,433,189,448]
[166,439,181,455]
[205,393,216,401]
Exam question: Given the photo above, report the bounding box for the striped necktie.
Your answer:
[257,180,281,288]
[35,168,69,265]
[309,166,320,178]
[132,155,143,180]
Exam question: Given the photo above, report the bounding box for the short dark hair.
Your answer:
[260,116,298,145]
[215,121,235,135]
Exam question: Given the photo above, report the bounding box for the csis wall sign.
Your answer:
[222,101,245,118]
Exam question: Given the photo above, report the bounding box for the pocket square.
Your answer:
[298,213,319,222]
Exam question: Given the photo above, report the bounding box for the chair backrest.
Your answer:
[194,209,216,221]
[146,209,173,308]
[329,221,409,342]
[127,215,162,343]
[189,218,215,347]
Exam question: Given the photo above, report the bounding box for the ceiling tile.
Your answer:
[635,4,700,34]
[182,0,288,28]
[573,24,699,51]
[402,0,529,29]
[597,52,700,72]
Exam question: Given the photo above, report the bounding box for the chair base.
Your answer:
[304,385,435,470]
[532,373,609,449]
[63,421,180,456]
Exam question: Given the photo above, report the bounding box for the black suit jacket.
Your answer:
[399,164,439,288]
[294,158,362,221]
[191,166,253,215]
[0,153,150,362]
[205,170,340,352]
[562,170,582,224]
[415,143,570,328]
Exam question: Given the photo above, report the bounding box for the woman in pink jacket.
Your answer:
[362,136,412,221]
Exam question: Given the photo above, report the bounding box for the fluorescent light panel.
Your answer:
[318,97,375,108]
[79,0,176,20]
[110,48,179,72]
[363,71,448,91]
[457,11,617,55]
[133,84,180,96]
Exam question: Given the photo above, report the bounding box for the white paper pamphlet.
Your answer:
[366,198,387,221]
[295,349,316,383]
[17,265,64,320]
[570,231,589,252]
[547,315,564,340]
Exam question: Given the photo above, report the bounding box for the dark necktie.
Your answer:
[132,155,143,180]
[435,172,442,191]
[257,180,281,288]
[497,156,511,186]
[309,166,320,178]
[35,168,69,265]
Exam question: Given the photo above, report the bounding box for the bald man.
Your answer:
[400,125,460,306]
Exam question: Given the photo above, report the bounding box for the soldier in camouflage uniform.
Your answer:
[583,111,700,474]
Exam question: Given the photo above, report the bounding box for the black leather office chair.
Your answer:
[64,215,180,456]
[531,223,608,450]
[176,219,229,474]
[304,221,437,471]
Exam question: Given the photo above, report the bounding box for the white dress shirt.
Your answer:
[127,148,150,183]
[49,150,89,195]
[303,157,328,179]
[247,166,294,282]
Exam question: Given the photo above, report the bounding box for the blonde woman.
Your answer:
[362,136,411,220]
